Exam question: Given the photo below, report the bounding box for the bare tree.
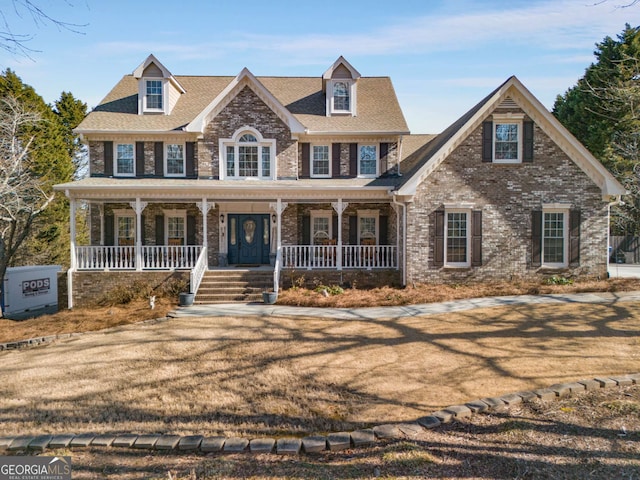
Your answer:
[0,0,86,57]
[0,95,56,313]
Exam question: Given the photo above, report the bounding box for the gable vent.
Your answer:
[498,97,518,109]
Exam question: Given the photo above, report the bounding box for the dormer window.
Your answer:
[323,56,360,117]
[145,80,163,110]
[133,54,186,115]
[333,82,350,111]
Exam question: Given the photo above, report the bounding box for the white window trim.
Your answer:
[357,143,379,178]
[113,210,135,247]
[327,79,357,116]
[165,143,186,178]
[163,209,187,246]
[310,210,333,244]
[310,144,331,178]
[139,77,167,114]
[444,208,471,268]
[541,206,569,269]
[357,209,379,245]
[492,113,524,164]
[114,143,135,177]
[219,126,276,180]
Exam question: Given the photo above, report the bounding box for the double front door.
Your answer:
[227,214,271,265]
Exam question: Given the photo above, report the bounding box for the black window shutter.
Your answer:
[104,213,115,246]
[482,121,493,163]
[301,143,310,178]
[140,215,146,245]
[531,210,542,267]
[186,142,196,178]
[380,143,389,176]
[155,215,164,245]
[349,215,358,245]
[332,143,341,178]
[154,142,164,176]
[349,143,358,177]
[332,214,338,241]
[136,142,145,177]
[569,209,581,266]
[187,215,196,245]
[302,215,311,244]
[523,120,534,163]
[379,215,388,245]
[434,210,445,267]
[471,210,482,267]
[104,141,113,177]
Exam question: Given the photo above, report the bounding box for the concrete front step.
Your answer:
[195,269,274,304]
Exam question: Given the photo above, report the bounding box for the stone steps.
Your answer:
[195,269,273,304]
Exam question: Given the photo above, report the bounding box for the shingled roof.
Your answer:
[76,73,409,135]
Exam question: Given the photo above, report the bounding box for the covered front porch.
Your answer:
[58,179,405,307]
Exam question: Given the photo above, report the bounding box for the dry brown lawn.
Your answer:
[1,300,639,439]
[38,384,640,479]
[1,279,639,478]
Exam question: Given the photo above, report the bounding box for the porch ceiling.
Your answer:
[54,177,394,202]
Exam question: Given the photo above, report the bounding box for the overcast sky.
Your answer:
[0,0,636,133]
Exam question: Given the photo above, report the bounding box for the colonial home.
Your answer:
[55,55,625,307]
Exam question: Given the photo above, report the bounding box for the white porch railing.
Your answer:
[75,245,202,270]
[190,247,208,294]
[142,245,202,269]
[76,246,136,270]
[281,245,397,270]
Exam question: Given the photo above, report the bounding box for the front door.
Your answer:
[227,214,270,265]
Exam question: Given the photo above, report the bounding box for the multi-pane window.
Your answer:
[146,80,163,110]
[446,211,469,265]
[116,144,134,176]
[312,145,330,177]
[262,146,271,178]
[167,217,185,245]
[166,144,184,176]
[359,217,376,243]
[312,216,330,244]
[333,81,350,111]
[359,144,377,177]
[543,212,565,265]
[117,216,135,246]
[494,123,519,162]
[223,130,274,179]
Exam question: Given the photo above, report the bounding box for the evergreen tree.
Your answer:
[0,70,81,270]
[553,25,640,234]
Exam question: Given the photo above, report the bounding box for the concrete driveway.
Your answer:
[608,263,640,278]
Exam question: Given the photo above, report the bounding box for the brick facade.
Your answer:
[202,86,297,179]
[405,116,609,284]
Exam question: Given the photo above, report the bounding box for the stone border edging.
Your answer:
[1,373,638,456]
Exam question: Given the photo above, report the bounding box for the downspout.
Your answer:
[607,195,623,276]
[392,193,407,286]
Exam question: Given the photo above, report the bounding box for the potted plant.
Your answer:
[262,290,277,304]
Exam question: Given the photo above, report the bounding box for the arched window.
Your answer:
[221,128,276,179]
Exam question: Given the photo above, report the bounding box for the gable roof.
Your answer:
[76,65,408,135]
[396,76,626,199]
[322,56,361,81]
[186,68,305,134]
[132,53,186,94]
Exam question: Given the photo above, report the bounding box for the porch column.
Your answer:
[68,197,76,310]
[197,198,214,248]
[97,203,104,246]
[392,202,401,270]
[130,198,148,271]
[332,199,348,270]
[69,198,77,271]
[269,199,288,254]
